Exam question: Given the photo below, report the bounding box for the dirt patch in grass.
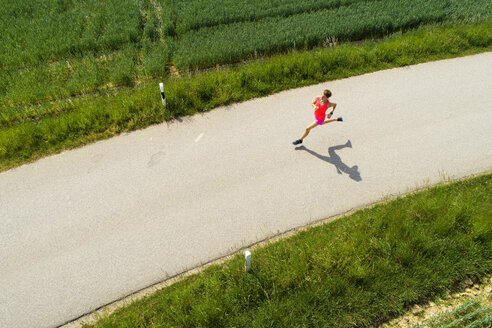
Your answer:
[381,277,492,328]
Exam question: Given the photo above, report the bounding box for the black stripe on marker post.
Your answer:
[159,83,166,106]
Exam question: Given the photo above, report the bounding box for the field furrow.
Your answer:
[174,0,492,68]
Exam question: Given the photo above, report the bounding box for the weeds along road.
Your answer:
[1,53,492,328]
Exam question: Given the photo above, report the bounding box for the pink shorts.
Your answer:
[315,118,325,125]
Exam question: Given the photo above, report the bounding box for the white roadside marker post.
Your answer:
[245,250,252,273]
[159,82,166,106]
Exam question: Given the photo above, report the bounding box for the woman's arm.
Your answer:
[327,102,337,117]
[312,97,319,109]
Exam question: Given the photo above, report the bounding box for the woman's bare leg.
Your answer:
[300,122,318,140]
[294,117,342,145]
[322,118,338,125]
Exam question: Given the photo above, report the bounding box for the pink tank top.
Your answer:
[314,97,329,120]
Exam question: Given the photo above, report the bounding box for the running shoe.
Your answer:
[293,139,303,145]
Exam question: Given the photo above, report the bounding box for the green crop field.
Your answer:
[1,0,491,170]
[170,0,378,34]
[2,0,491,112]
[0,0,140,68]
[0,0,168,109]
[172,0,492,68]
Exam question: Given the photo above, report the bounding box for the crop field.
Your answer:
[1,0,490,112]
[0,0,140,69]
[171,0,492,68]
[170,0,379,34]
[0,0,491,170]
[0,0,167,109]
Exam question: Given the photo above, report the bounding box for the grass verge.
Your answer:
[1,21,491,172]
[82,173,492,328]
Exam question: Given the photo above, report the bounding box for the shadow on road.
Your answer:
[295,140,362,182]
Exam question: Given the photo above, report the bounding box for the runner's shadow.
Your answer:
[295,140,362,182]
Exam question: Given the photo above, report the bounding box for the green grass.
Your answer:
[83,173,492,327]
[0,0,170,109]
[0,0,141,69]
[0,48,138,108]
[1,21,491,172]
[169,0,378,34]
[2,0,491,110]
[174,0,492,68]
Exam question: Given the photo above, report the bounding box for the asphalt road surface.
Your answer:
[1,53,491,328]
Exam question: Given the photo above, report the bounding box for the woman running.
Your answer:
[292,89,342,145]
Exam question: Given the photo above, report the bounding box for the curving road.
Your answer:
[1,53,491,328]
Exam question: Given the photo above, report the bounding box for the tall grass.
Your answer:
[140,0,173,78]
[1,53,105,108]
[0,85,168,160]
[170,0,379,34]
[2,0,489,111]
[0,47,151,108]
[0,0,141,69]
[84,173,492,327]
[1,21,491,171]
[165,21,492,115]
[174,0,492,68]
[0,0,173,109]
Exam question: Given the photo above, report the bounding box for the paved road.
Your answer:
[1,53,491,328]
